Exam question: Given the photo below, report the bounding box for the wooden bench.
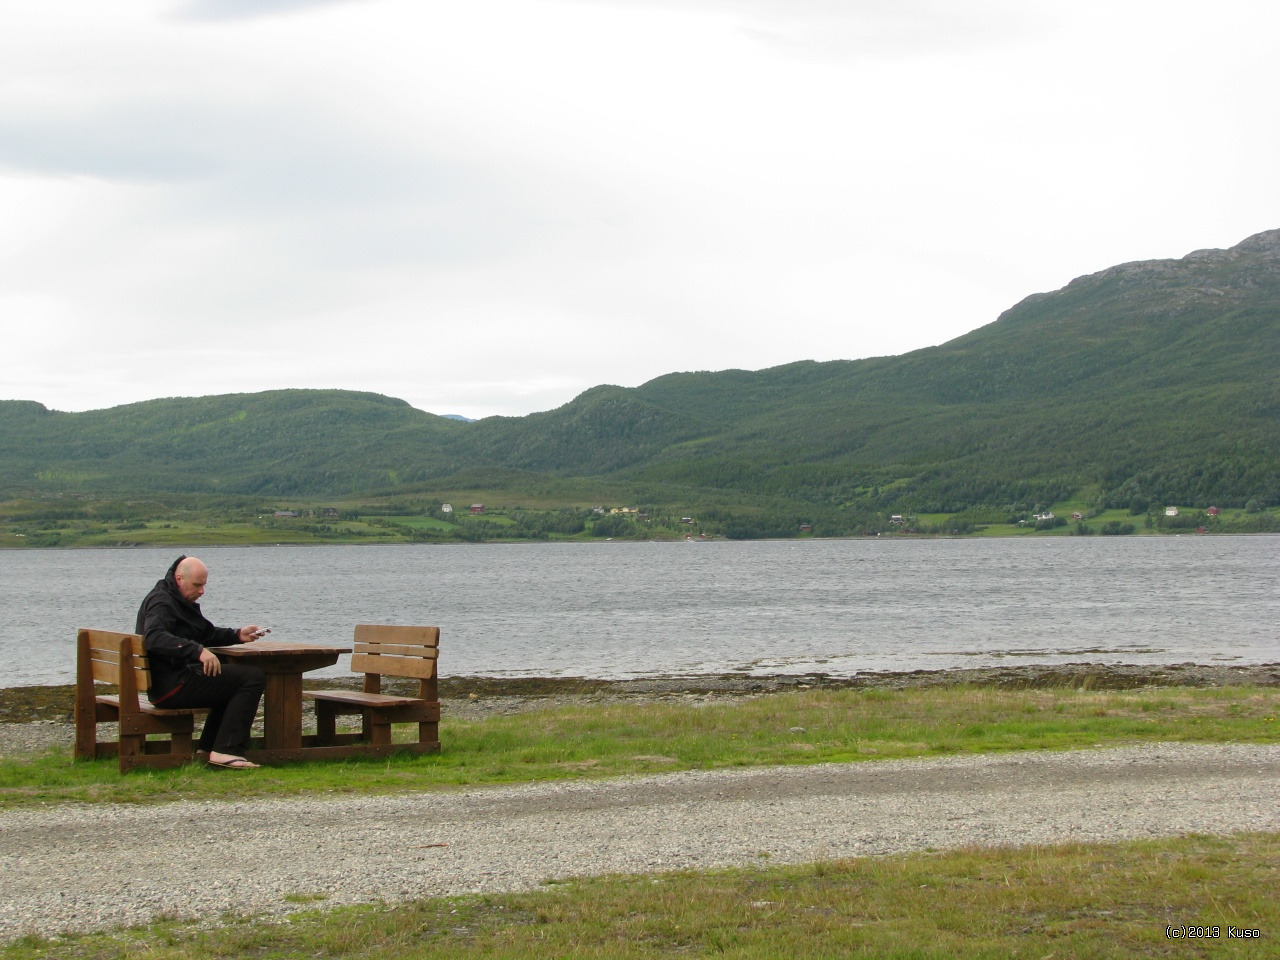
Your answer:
[74,628,208,772]
[304,624,441,755]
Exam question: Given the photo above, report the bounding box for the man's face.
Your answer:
[176,566,207,603]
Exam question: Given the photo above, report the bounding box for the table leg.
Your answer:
[260,671,305,751]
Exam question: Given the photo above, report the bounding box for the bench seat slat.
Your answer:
[304,690,423,707]
[96,694,209,718]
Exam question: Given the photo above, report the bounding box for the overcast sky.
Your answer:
[2,1,1276,419]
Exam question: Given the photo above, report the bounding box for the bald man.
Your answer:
[135,555,268,769]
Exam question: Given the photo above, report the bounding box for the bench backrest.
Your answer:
[77,629,153,705]
[351,624,439,698]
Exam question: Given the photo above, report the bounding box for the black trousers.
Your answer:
[156,664,266,754]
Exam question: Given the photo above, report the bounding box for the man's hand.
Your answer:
[238,625,270,642]
[198,648,222,676]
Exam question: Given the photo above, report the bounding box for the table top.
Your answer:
[207,640,353,656]
[207,640,351,673]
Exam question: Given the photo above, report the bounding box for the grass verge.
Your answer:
[2,684,1278,807]
[4,832,1276,958]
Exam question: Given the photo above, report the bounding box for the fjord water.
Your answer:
[1,536,1276,689]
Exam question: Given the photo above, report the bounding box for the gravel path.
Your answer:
[2,741,1277,942]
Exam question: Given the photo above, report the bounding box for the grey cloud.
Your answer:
[0,94,483,210]
[0,92,624,273]
[0,104,224,182]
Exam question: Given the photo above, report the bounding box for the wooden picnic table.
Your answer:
[209,640,351,762]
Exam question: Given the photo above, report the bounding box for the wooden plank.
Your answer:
[119,713,196,736]
[88,657,124,686]
[353,642,439,658]
[304,690,423,707]
[350,653,437,680]
[95,696,206,718]
[302,731,367,747]
[310,698,441,723]
[142,704,210,718]
[355,624,439,646]
[74,629,99,760]
[369,702,440,723]
[94,698,124,723]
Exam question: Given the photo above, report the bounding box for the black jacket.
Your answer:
[135,555,242,700]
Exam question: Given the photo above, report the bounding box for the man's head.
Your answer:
[174,556,209,603]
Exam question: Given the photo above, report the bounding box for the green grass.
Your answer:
[3,685,1277,808]
[75,520,310,546]
[374,515,457,532]
[971,508,1159,537]
[7,495,1272,548]
[2,517,403,548]
[3,686,1278,957]
[5,833,1276,958]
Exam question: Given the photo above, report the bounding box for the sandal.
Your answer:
[207,756,260,770]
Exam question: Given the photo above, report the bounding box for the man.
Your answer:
[136,555,268,769]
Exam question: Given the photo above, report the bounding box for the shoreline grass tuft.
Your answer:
[1,684,1277,807]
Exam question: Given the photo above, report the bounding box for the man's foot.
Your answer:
[206,753,260,769]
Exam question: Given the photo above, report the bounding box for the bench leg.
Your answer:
[314,702,339,745]
[77,703,122,762]
[118,733,147,773]
[169,728,196,760]
[74,718,96,761]
[365,711,393,747]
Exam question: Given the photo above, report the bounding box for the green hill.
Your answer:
[0,390,468,495]
[3,229,1277,524]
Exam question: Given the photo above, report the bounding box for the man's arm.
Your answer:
[138,596,238,664]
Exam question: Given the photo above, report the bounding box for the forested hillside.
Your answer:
[0,391,467,495]
[3,229,1277,523]
[618,230,1280,513]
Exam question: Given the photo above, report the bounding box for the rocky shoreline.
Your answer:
[3,661,1277,727]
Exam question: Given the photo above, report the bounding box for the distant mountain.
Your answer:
[0,390,463,496]
[3,229,1277,512]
